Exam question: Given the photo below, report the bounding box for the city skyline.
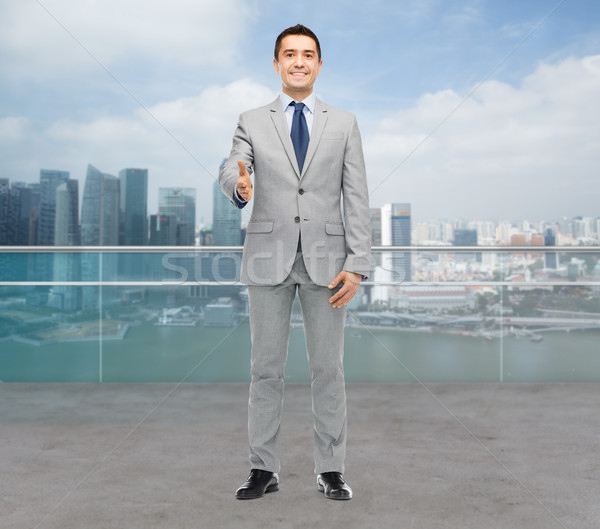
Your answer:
[0,1,599,223]
[1,168,599,248]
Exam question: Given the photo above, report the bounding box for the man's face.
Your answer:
[273,34,322,99]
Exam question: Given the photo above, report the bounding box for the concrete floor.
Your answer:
[1,382,598,529]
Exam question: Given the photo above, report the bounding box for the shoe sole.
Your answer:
[236,483,279,500]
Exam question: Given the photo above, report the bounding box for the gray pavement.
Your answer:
[1,383,598,529]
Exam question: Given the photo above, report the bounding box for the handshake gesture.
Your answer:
[236,160,253,202]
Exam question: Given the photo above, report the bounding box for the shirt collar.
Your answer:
[279,92,316,114]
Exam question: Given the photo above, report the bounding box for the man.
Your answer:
[219,24,371,500]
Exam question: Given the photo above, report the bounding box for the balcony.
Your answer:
[1,245,599,383]
[1,246,598,528]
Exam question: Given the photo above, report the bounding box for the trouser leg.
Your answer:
[297,267,348,474]
[247,277,296,472]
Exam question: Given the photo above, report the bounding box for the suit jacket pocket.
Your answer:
[325,222,345,236]
[247,221,274,233]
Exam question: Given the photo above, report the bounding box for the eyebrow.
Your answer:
[282,48,316,54]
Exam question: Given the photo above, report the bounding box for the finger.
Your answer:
[328,285,348,304]
[237,160,248,176]
[332,292,352,308]
[328,273,343,289]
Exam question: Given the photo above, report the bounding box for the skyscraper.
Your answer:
[211,172,242,286]
[119,168,148,245]
[37,169,69,246]
[49,180,81,310]
[81,164,120,309]
[0,178,10,245]
[14,183,40,245]
[544,228,557,269]
[81,164,120,247]
[212,162,241,246]
[158,187,196,245]
[453,228,480,263]
[149,214,177,246]
[119,168,148,279]
[381,203,411,282]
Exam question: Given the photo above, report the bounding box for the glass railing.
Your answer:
[1,246,599,383]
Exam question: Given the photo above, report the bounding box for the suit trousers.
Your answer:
[247,250,348,475]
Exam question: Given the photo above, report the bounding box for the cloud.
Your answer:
[363,54,600,220]
[2,55,599,224]
[22,78,276,220]
[0,0,255,81]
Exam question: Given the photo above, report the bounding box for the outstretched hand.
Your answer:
[328,270,362,308]
[236,160,253,202]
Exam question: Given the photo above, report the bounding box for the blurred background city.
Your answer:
[1,0,599,382]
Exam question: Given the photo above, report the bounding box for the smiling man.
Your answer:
[219,24,371,501]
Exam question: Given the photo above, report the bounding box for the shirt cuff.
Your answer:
[232,189,247,209]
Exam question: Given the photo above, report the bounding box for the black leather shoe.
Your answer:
[317,472,353,500]
[235,469,279,499]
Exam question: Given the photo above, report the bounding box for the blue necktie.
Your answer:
[290,101,309,172]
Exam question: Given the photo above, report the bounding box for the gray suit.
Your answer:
[219,96,370,474]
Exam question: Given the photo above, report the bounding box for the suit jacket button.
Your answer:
[294,216,300,223]
[298,188,304,195]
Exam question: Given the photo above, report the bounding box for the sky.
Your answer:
[1,0,599,225]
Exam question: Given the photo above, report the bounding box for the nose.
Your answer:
[293,54,305,68]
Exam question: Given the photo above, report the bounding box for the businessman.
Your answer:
[219,24,371,500]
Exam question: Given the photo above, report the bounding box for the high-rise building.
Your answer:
[13,183,40,245]
[119,168,148,245]
[0,178,11,245]
[381,203,411,282]
[544,228,557,269]
[37,169,69,246]
[49,180,81,310]
[81,164,120,309]
[212,169,241,246]
[454,228,480,263]
[158,187,196,245]
[81,164,120,247]
[454,229,478,246]
[149,214,177,246]
[119,168,148,279]
[369,208,382,245]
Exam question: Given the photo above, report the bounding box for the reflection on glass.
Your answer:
[0,249,598,383]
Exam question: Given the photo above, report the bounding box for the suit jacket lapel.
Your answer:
[269,98,301,177]
[301,97,328,179]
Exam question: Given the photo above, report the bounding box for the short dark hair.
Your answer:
[274,24,321,61]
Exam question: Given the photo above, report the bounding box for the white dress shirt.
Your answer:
[279,92,316,137]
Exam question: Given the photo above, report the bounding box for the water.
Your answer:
[1,322,599,383]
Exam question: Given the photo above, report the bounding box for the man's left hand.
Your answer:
[328,270,362,308]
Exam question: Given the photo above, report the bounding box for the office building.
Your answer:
[149,214,177,246]
[381,203,411,282]
[80,164,120,310]
[119,168,148,246]
[453,228,480,263]
[158,187,196,245]
[212,173,241,246]
[0,179,11,245]
[119,168,148,279]
[49,180,81,310]
[544,228,557,269]
[37,169,70,246]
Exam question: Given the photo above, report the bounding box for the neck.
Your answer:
[282,87,313,102]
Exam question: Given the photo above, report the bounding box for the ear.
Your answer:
[273,58,280,74]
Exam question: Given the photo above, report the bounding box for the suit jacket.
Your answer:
[219,96,371,286]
